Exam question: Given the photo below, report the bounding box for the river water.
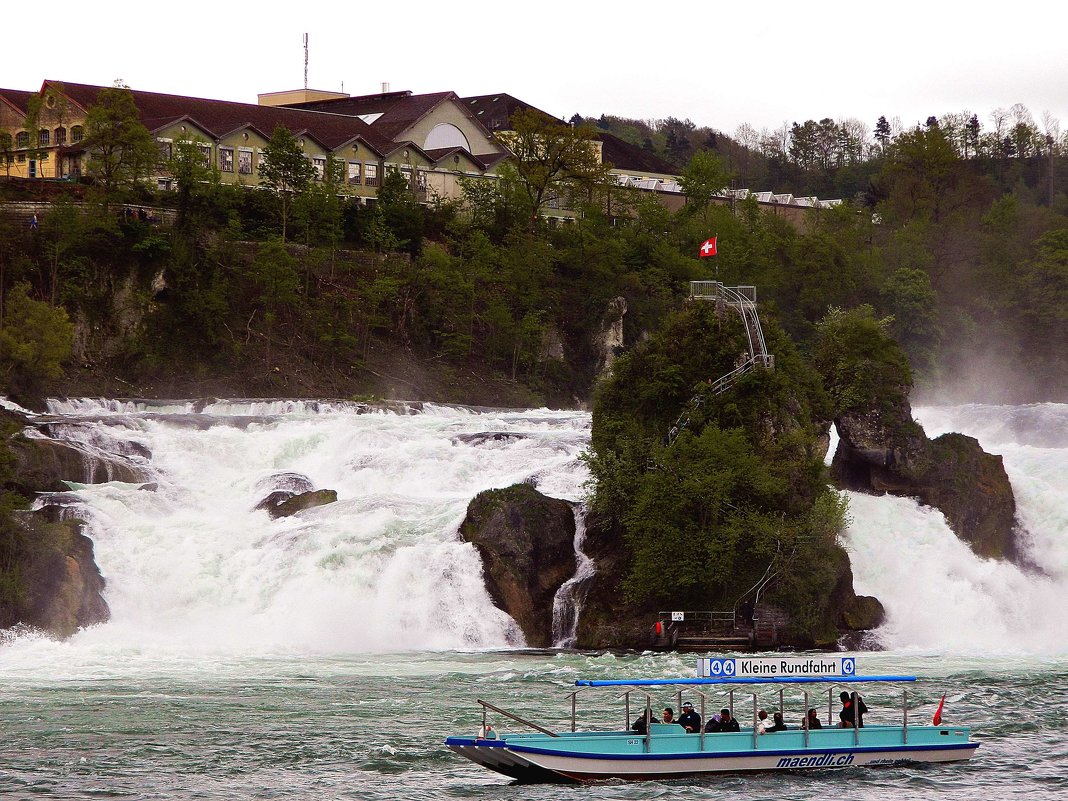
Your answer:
[1,400,1067,799]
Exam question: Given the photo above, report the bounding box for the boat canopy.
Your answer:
[575,675,917,687]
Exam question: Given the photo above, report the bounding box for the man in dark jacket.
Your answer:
[839,691,868,728]
[677,701,701,733]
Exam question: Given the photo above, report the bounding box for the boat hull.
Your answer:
[445,728,979,783]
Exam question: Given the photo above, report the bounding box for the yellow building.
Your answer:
[0,81,511,200]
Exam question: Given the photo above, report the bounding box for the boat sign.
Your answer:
[699,657,857,678]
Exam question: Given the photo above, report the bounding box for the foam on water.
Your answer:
[14,400,591,659]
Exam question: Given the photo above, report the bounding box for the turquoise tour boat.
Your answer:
[444,657,979,782]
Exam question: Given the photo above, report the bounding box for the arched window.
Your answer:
[424,123,470,152]
[38,129,50,147]
[54,127,67,145]
[16,131,29,148]
[71,125,84,143]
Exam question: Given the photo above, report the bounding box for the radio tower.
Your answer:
[303,33,309,89]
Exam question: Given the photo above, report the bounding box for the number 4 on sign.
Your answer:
[699,237,717,258]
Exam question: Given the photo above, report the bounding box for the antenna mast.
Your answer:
[303,33,309,89]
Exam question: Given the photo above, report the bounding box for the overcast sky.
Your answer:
[7,1,1067,140]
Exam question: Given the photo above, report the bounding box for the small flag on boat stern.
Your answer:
[932,693,946,725]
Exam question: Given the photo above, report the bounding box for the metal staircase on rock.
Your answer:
[667,282,774,444]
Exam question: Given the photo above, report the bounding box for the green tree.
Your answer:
[874,116,892,149]
[497,108,613,230]
[258,126,315,242]
[0,132,13,177]
[678,150,732,228]
[811,305,913,417]
[83,86,159,202]
[879,267,940,376]
[375,169,424,255]
[168,138,218,228]
[0,283,74,397]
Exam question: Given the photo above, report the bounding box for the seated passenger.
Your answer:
[805,708,823,729]
[661,707,675,724]
[766,711,788,732]
[705,708,740,732]
[677,701,702,733]
[756,708,769,735]
[631,710,651,734]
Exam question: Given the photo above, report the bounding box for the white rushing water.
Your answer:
[842,403,1068,654]
[7,399,1068,660]
[26,400,591,656]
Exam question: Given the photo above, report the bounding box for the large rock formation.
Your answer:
[574,514,654,649]
[833,404,1018,560]
[8,430,148,492]
[458,484,576,647]
[0,518,109,638]
[1,410,114,639]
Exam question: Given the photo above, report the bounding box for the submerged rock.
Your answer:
[266,489,338,519]
[458,484,576,647]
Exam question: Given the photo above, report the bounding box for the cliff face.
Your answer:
[458,484,577,647]
[573,514,654,649]
[23,523,109,638]
[832,403,1018,560]
[1,410,117,638]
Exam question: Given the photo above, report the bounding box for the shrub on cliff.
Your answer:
[0,282,74,400]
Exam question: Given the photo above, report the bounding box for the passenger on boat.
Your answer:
[677,701,702,733]
[661,707,675,723]
[756,709,769,734]
[766,712,788,732]
[804,708,823,729]
[838,691,868,728]
[705,708,740,733]
[631,709,652,734]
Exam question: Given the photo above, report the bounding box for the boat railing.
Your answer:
[476,677,941,752]
[477,698,558,737]
[568,675,940,751]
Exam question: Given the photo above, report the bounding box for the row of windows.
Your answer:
[12,127,83,149]
[155,140,390,187]
[4,153,50,164]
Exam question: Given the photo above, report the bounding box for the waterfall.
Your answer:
[550,506,596,648]
[840,403,1068,654]
[15,397,1068,657]
[23,399,590,655]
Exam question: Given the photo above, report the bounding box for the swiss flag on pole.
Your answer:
[932,693,946,726]
[699,237,718,258]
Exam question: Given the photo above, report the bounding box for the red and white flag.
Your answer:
[699,237,718,258]
[932,693,946,725]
